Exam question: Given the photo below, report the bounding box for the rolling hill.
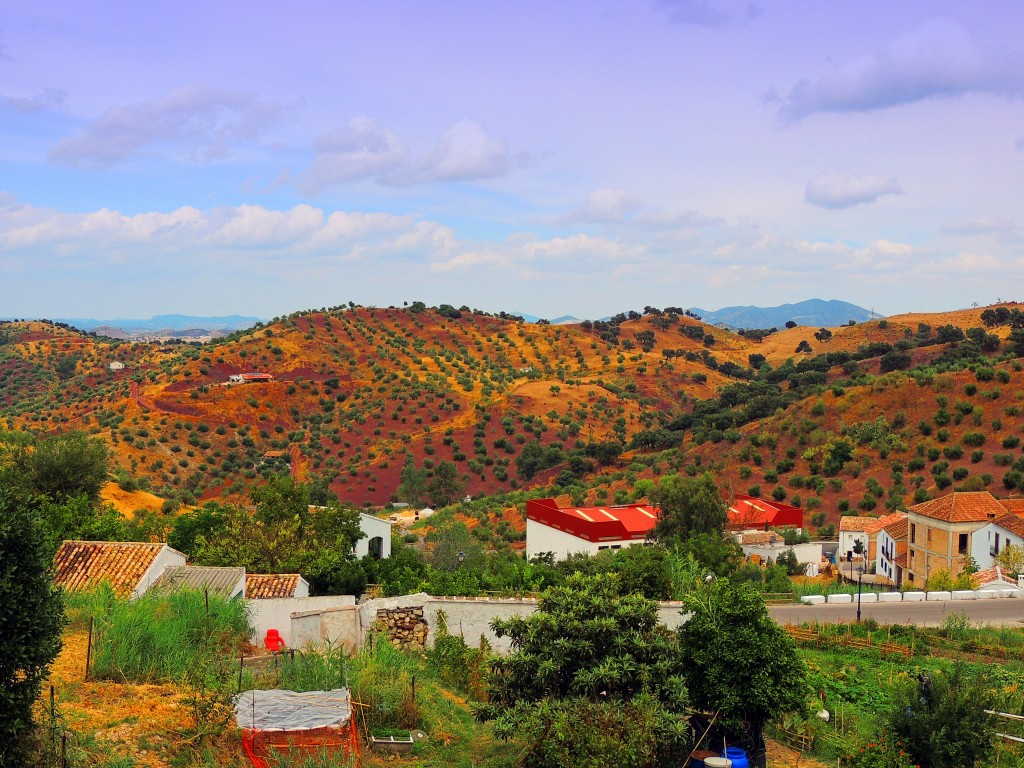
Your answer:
[1,302,1022,540]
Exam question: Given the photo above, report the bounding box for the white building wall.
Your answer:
[971,523,1023,571]
[742,542,822,565]
[876,530,898,583]
[526,519,598,559]
[526,519,643,560]
[133,546,187,598]
[245,594,357,647]
[838,530,869,562]
[353,514,393,559]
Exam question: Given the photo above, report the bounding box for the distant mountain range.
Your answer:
[2,314,264,335]
[688,299,878,329]
[513,300,877,329]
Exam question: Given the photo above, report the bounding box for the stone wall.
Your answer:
[374,605,429,649]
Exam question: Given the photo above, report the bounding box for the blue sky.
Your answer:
[1,1,1022,319]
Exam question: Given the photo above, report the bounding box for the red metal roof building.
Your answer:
[525,498,659,559]
[726,494,803,531]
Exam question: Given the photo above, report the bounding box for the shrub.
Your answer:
[89,587,250,683]
[889,664,994,768]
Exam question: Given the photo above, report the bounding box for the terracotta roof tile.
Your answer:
[246,574,301,599]
[865,512,906,536]
[881,517,909,540]
[53,541,171,597]
[894,552,909,568]
[839,516,874,532]
[974,566,1018,588]
[909,492,1006,523]
[990,513,1024,539]
[1001,498,1024,515]
[740,531,784,546]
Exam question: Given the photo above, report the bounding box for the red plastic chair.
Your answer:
[264,628,285,651]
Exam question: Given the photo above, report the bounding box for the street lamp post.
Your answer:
[856,567,864,623]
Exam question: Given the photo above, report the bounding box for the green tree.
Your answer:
[0,487,66,766]
[428,460,465,507]
[612,544,673,600]
[26,431,110,502]
[54,355,78,380]
[652,473,727,545]
[251,474,309,525]
[889,665,993,768]
[678,580,807,768]
[476,573,691,768]
[398,455,428,507]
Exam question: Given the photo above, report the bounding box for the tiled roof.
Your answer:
[246,573,302,599]
[881,516,909,541]
[839,516,873,532]
[974,566,1019,588]
[993,513,1024,539]
[909,492,1006,523]
[865,512,906,536]
[53,541,170,596]
[740,531,784,546]
[893,552,909,568]
[1001,498,1024,515]
[151,566,245,598]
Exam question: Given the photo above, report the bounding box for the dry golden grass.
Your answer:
[100,482,168,517]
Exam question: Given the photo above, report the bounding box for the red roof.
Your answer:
[909,492,1005,523]
[727,494,803,530]
[526,498,659,543]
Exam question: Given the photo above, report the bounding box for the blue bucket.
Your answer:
[723,746,748,768]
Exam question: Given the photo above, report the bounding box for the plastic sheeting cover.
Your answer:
[235,688,352,731]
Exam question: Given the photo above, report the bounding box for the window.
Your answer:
[910,523,916,544]
[958,533,969,555]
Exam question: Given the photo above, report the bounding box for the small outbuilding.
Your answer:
[53,541,186,598]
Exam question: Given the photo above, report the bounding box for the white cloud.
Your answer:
[48,86,282,168]
[805,172,902,209]
[559,188,642,224]
[301,117,408,193]
[401,120,509,184]
[301,118,512,191]
[771,19,1024,121]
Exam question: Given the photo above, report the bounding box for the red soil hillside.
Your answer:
[0,308,761,507]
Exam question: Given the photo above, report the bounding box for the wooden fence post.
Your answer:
[85,617,94,681]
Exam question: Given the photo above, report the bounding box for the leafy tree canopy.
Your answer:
[0,487,66,766]
[477,573,690,768]
[678,579,807,768]
[652,472,728,545]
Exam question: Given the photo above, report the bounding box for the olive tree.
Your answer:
[477,573,691,767]
[678,579,807,768]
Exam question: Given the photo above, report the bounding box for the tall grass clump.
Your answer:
[348,634,421,730]
[63,582,118,629]
[278,642,349,692]
[90,588,250,683]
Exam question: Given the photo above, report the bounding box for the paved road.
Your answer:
[770,599,1024,628]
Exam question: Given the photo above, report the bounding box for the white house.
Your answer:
[525,497,658,560]
[875,514,909,586]
[353,512,393,560]
[970,513,1024,571]
[108,360,126,371]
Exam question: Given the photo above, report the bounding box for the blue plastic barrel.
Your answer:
[723,747,748,768]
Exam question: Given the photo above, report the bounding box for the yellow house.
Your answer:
[906,492,1007,585]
